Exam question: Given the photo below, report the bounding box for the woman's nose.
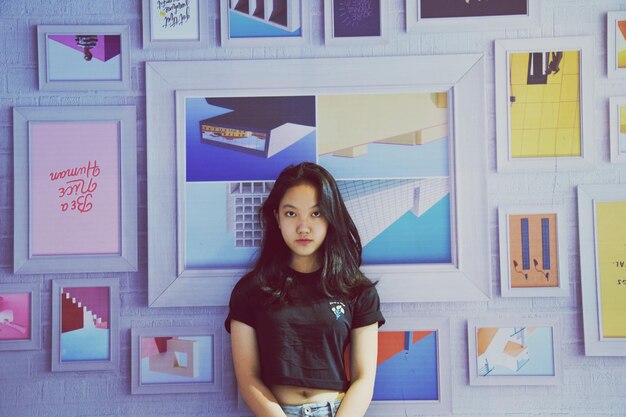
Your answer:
[296,219,310,233]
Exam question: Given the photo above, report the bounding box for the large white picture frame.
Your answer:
[495,36,594,172]
[578,184,626,356]
[146,55,490,307]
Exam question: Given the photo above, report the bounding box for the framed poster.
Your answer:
[13,106,137,274]
[578,184,626,356]
[131,325,223,394]
[407,0,539,32]
[607,11,626,79]
[495,36,594,172]
[467,318,562,385]
[220,0,308,47]
[609,96,626,163]
[146,55,490,307]
[324,0,387,45]
[142,0,209,49]
[51,278,119,372]
[37,25,130,91]
[498,205,569,297]
[367,317,451,415]
[0,283,41,351]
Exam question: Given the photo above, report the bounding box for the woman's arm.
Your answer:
[230,320,287,417]
[335,322,379,417]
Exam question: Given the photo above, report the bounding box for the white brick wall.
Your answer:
[1,0,626,415]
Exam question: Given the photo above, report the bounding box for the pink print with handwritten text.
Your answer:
[30,122,120,256]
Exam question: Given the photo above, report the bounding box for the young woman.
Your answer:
[225,162,385,417]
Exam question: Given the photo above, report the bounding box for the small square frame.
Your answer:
[0,283,41,351]
[324,0,387,46]
[495,36,594,172]
[51,278,119,372]
[368,316,451,415]
[131,325,223,394]
[142,0,209,49]
[498,205,569,297]
[13,106,138,274]
[609,96,626,163]
[407,0,539,32]
[467,317,562,386]
[37,25,131,91]
[220,0,309,47]
[607,11,626,79]
[578,184,626,356]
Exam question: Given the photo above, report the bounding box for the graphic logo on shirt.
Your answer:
[330,301,346,320]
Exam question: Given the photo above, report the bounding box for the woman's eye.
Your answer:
[285,211,296,217]
[311,211,322,218]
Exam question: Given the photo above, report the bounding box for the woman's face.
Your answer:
[274,183,329,273]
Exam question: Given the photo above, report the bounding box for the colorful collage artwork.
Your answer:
[46,34,123,82]
[228,0,302,39]
[373,330,439,401]
[617,19,626,69]
[507,213,559,288]
[0,292,31,341]
[184,92,452,269]
[60,286,110,362]
[140,335,215,385]
[475,326,555,377]
[594,201,626,339]
[509,50,581,159]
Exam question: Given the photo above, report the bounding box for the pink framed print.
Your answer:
[13,106,137,274]
[0,283,41,351]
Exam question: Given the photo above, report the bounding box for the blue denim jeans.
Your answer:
[280,400,341,417]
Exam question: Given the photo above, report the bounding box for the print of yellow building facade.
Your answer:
[509,50,581,158]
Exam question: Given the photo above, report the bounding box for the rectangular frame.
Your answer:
[607,11,626,79]
[146,55,490,307]
[0,283,41,351]
[367,317,451,416]
[131,325,223,394]
[609,96,626,163]
[324,0,387,46]
[495,36,594,172]
[407,0,539,32]
[578,184,626,356]
[37,25,130,91]
[467,317,562,386]
[498,205,569,297]
[220,0,309,47]
[13,106,137,274]
[142,0,209,49]
[51,278,119,372]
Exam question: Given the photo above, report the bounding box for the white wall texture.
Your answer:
[1,0,626,416]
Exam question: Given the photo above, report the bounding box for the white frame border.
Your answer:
[367,316,451,416]
[146,55,490,307]
[467,317,562,386]
[609,96,626,163]
[131,325,223,394]
[607,11,626,79]
[51,278,119,372]
[407,0,540,32]
[37,25,131,91]
[220,0,309,47]
[324,0,387,46]
[498,205,569,298]
[578,184,626,356]
[495,36,594,172]
[142,0,209,49]
[0,282,41,351]
[13,106,138,275]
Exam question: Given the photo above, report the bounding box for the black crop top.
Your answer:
[225,268,385,391]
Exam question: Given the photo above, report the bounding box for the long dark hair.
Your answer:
[250,162,374,302]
